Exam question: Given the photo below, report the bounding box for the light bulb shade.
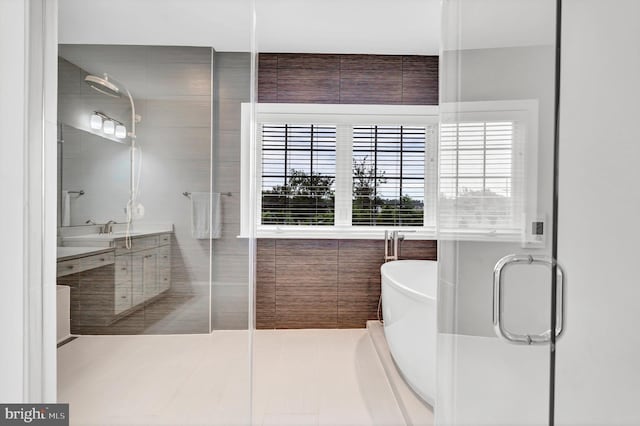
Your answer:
[115,124,127,139]
[103,120,115,135]
[90,113,103,130]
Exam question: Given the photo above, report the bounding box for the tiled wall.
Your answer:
[256,239,437,329]
[258,53,439,105]
[255,53,439,329]
[211,52,252,329]
[58,48,253,332]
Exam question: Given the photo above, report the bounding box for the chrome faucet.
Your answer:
[100,220,117,235]
[384,230,417,262]
[384,231,399,262]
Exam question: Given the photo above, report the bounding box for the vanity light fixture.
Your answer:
[103,119,115,135]
[90,111,126,139]
[90,113,103,130]
[115,124,127,139]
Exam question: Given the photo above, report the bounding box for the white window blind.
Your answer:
[439,121,523,230]
[250,105,439,238]
[260,124,337,225]
[352,125,427,226]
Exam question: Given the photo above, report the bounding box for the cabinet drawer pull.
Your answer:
[121,295,127,299]
[67,265,74,270]
[100,258,105,262]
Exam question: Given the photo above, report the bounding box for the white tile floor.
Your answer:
[58,329,407,426]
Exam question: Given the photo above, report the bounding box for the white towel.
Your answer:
[191,192,222,239]
[61,190,71,226]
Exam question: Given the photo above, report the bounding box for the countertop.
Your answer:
[61,225,173,245]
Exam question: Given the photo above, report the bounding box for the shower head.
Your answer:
[83,72,138,141]
[84,73,121,98]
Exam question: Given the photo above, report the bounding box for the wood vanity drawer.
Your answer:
[157,245,171,292]
[114,281,132,315]
[57,252,115,277]
[158,233,171,246]
[83,252,115,271]
[57,259,80,277]
[115,235,159,254]
[157,245,171,263]
[115,255,132,283]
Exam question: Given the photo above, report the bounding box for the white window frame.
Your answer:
[240,101,538,241]
[241,103,439,239]
[439,100,540,242]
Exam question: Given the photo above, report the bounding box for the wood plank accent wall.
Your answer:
[257,239,437,329]
[258,54,439,105]
[255,53,438,329]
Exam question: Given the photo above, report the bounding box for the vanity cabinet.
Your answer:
[58,232,173,333]
[57,252,115,277]
[131,247,158,304]
[157,244,171,293]
[142,249,158,299]
[115,233,171,315]
[57,252,118,330]
[114,254,133,314]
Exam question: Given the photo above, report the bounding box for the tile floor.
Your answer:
[58,329,408,425]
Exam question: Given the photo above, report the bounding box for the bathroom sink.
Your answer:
[65,231,140,239]
[69,233,115,239]
[110,231,140,236]
[61,225,173,245]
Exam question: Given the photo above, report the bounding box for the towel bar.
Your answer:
[182,191,232,198]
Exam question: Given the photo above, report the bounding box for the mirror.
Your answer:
[57,46,134,227]
[57,45,214,228]
[58,122,130,226]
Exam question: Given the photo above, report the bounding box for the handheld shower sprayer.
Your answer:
[84,72,140,249]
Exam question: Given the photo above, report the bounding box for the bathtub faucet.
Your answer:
[384,230,416,262]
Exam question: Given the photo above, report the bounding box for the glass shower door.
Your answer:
[436,0,561,424]
[54,1,256,424]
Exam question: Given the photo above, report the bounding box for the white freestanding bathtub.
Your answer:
[381,259,437,405]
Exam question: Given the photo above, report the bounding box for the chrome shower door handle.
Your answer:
[493,254,565,345]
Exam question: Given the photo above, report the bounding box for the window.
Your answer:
[241,102,535,240]
[439,121,520,230]
[253,105,437,237]
[352,125,427,226]
[435,99,540,239]
[261,124,336,225]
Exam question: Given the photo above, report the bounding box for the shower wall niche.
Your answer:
[57,45,249,334]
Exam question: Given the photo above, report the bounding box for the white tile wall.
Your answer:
[58,48,252,332]
[211,53,252,329]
